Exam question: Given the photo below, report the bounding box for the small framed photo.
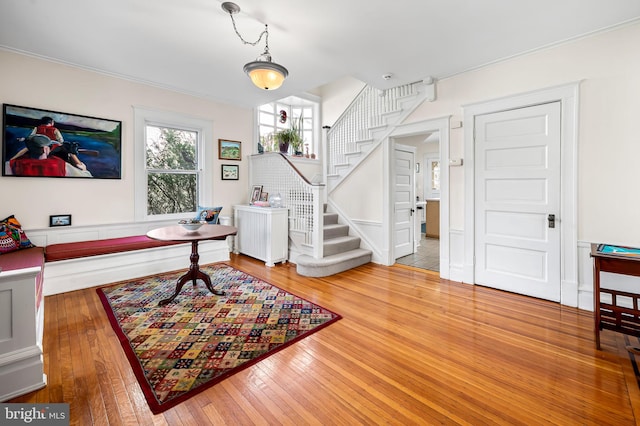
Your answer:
[218,139,242,161]
[250,185,262,204]
[50,214,71,227]
[221,164,239,180]
[260,192,269,202]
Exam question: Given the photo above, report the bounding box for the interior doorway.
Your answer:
[394,131,440,272]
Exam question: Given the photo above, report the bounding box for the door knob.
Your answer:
[548,214,555,228]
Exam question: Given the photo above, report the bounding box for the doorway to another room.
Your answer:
[394,131,440,272]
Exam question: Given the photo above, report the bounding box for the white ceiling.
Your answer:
[2,0,640,108]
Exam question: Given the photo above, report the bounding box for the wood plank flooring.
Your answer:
[10,254,640,425]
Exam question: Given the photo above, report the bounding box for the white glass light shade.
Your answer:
[243,60,289,90]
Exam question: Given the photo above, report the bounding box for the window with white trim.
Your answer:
[134,107,213,221]
[258,95,320,158]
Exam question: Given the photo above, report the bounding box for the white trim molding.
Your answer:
[462,82,580,306]
[386,116,451,278]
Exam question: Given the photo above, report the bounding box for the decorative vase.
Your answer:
[268,192,283,208]
[279,142,289,154]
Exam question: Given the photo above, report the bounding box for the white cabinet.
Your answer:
[233,205,288,266]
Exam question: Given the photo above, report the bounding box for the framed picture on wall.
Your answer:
[218,139,241,160]
[49,214,71,227]
[2,104,122,179]
[221,164,239,180]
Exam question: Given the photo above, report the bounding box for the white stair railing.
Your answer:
[325,82,422,180]
[250,153,324,259]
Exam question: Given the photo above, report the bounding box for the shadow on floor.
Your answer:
[396,236,439,272]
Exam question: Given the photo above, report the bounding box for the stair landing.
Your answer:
[296,249,372,277]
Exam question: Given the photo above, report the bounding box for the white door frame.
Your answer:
[462,82,580,307]
[385,116,451,278]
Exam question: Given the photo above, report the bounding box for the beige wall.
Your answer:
[406,21,640,246]
[327,21,640,247]
[319,76,366,127]
[0,50,253,228]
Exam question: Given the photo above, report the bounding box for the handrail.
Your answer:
[326,82,420,180]
[250,153,324,259]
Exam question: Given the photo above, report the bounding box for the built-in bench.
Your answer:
[0,247,47,401]
[0,222,233,401]
[33,223,231,296]
[45,235,184,262]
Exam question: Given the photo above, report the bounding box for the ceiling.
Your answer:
[2,0,640,108]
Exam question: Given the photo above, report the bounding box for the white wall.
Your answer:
[333,145,384,222]
[323,21,640,248]
[406,21,640,247]
[0,50,253,229]
[319,76,366,127]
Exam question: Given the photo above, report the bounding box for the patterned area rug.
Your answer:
[97,263,341,414]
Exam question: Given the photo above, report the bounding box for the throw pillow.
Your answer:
[0,215,35,255]
[195,206,222,224]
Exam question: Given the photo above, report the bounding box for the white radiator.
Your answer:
[233,205,288,266]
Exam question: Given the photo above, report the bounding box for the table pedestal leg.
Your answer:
[158,240,224,306]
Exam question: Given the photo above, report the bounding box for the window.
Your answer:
[424,155,440,199]
[258,95,320,158]
[134,107,213,221]
[145,125,198,215]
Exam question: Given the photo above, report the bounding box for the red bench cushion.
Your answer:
[45,236,185,262]
[0,247,45,310]
[0,246,44,271]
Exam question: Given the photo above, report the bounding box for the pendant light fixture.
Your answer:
[221,2,289,90]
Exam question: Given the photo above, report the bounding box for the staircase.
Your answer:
[295,208,371,277]
[249,80,433,277]
[325,80,434,192]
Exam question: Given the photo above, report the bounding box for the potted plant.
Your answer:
[289,115,304,155]
[274,128,297,154]
[274,115,304,155]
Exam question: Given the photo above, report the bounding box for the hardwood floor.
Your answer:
[10,253,640,425]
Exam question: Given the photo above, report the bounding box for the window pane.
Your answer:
[147,173,197,215]
[146,126,197,170]
[431,160,440,190]
[259,112,274,126]
[259,103,274,113]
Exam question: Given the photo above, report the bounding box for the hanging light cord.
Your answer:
[227,11,270,53]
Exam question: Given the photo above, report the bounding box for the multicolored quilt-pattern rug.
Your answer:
[97,263,341,414]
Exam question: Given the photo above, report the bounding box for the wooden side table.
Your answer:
[147,224,237,305]
[591,243,640,349]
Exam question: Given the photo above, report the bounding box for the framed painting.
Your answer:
[221,164,239,180]
[218,139,241,161]
[2,104,122,179]
[49,214,71,227]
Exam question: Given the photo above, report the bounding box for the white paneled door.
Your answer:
[394,145,415,259]
[474,102,561,301]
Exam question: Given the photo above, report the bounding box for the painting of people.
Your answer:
[2,104,122,179]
